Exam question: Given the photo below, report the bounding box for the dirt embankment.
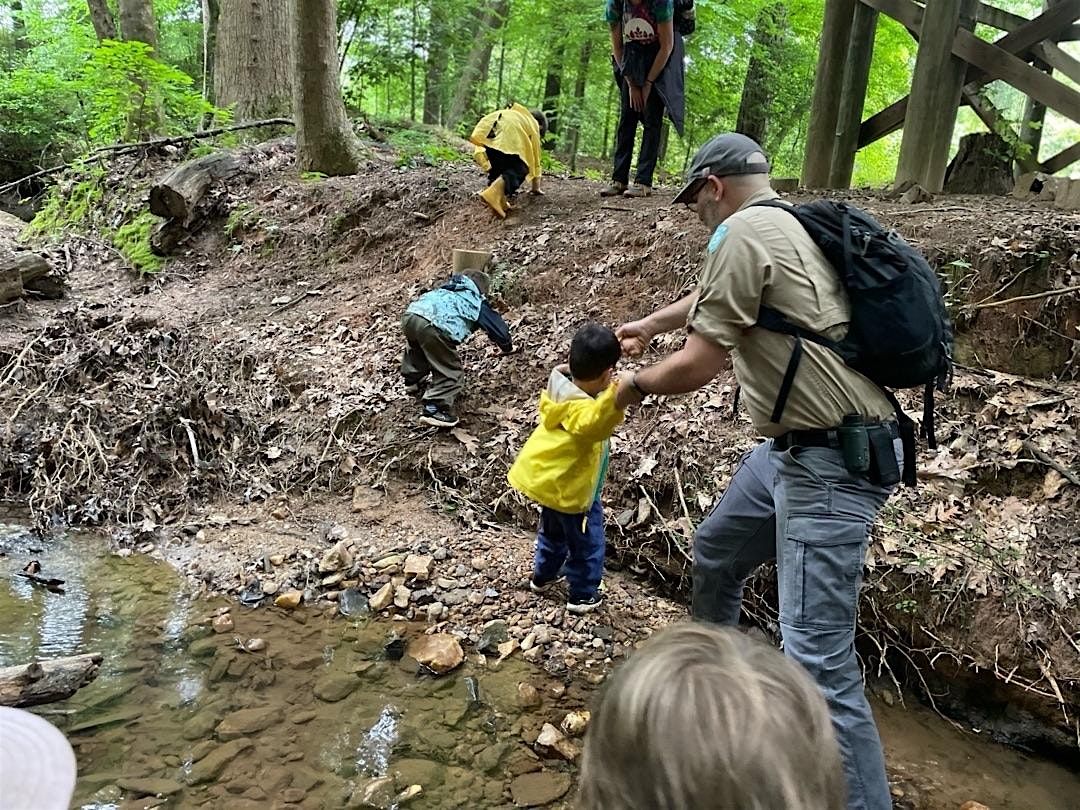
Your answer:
[1,142,1078,758]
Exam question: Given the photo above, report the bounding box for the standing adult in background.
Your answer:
[615,132,900,810]
[602,0,685,199]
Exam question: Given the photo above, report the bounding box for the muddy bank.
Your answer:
[0,147,1077,761]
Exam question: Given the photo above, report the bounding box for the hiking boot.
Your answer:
[623,183,653,198]
[567,594,603,615]
[479,177,508,219]
[599,181,628,197]
[529,575,566,594]
[420,404,459,428]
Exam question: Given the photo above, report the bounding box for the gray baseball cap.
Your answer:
[671,133,771,205]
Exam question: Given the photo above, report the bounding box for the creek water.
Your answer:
[1,522,1077,810]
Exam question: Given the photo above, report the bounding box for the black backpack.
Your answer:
[751,200,953,486]
[674,0,696,36]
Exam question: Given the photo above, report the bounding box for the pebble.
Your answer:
[211,614,234,633]
[369,582,394,612]
[436,578,460,590]
[509,772,572,807]
[517,682,541,709]
[274,591,303,610]
[393,585,411,609]
[261,580,280,595]
[245,638,266,652]
[426,602,446,623]
[407,634,465,675]
[520,633,537,651]
[471,557,486,571]
[432,548,449,561]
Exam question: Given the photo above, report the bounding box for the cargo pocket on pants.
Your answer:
[779,513,868,630]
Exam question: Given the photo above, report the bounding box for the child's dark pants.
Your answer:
[533,500,604,602]
[400,312,463,409]
[485,147,529,196]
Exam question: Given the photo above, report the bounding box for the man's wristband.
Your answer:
[630,373,650,399]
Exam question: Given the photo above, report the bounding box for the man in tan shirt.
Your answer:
[615,133,899,810]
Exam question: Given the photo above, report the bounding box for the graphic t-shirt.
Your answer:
[605,0,673,45]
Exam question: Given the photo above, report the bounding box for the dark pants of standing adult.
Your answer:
[532,500,605,602]
[485,147,529,196]
[611,79,665,188]
[692,439,901,810]
[400,312,463,410]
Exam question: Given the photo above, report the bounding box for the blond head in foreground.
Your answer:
[578,622,845,810]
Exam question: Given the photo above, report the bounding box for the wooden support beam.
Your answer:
[1035,40,1080,84]
[857,0,1080,146]
[1040,140,1080,173]
[953,27,1080,124]
[977,1,1080,38]
[831,3,880,187]
[896,0,979,192]
[802,0,858,187]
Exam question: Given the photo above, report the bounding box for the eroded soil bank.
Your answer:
[1,140,1078,783]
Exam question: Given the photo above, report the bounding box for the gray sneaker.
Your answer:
[420,404,459,428]
[623,183,653,198]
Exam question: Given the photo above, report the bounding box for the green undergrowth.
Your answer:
[377,119,470,168]
[26,164,161,274]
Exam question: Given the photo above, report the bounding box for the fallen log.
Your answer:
[149,152,243,223]
[0,654,104,708]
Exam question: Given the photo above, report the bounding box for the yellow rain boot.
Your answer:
[479,177,508,219]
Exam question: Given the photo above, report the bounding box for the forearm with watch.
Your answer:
[620,332,731,408]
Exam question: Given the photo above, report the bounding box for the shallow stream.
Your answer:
[1,522,1077,809]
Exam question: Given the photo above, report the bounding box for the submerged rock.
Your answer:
[215,706,282,740]
[211,614,234,633]
[406,634,464,675]
[116,777,183,797]
[314,672,360,702]
[184,738,254,785]
[348,775,397,809]
[509,771,572,807]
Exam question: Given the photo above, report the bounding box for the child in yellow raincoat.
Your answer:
[470,103,547,219]
[507,323,625,614]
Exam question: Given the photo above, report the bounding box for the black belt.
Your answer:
[773,420,899,452]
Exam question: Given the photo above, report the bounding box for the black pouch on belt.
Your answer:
[867,425,901,487]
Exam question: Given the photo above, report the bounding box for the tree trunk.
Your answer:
[214,0,292,121]
[86,0,117,41]
[566,39,593,172]
[118,0,158,50]
[201,0,220,109]
[423,2,451,125]
[736,4,787,147]
[290,0,362,175]
[0,654,103,707]
[11,0,29,49]
[445,0,509,129]
[543,43,565,139]
[943,132,1014,195]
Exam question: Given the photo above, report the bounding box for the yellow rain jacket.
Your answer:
[470,103,543,184]
[507,368,625,514]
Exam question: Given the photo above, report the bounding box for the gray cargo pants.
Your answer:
[400,312,464,409]
[693,439,897,810]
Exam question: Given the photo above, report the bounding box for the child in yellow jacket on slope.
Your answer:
[507,323,625,614]
[470,103,547,219]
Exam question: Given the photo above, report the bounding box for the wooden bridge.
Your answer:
[802,0,1080,191]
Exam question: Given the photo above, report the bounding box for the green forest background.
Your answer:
[1,0,1077,188]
